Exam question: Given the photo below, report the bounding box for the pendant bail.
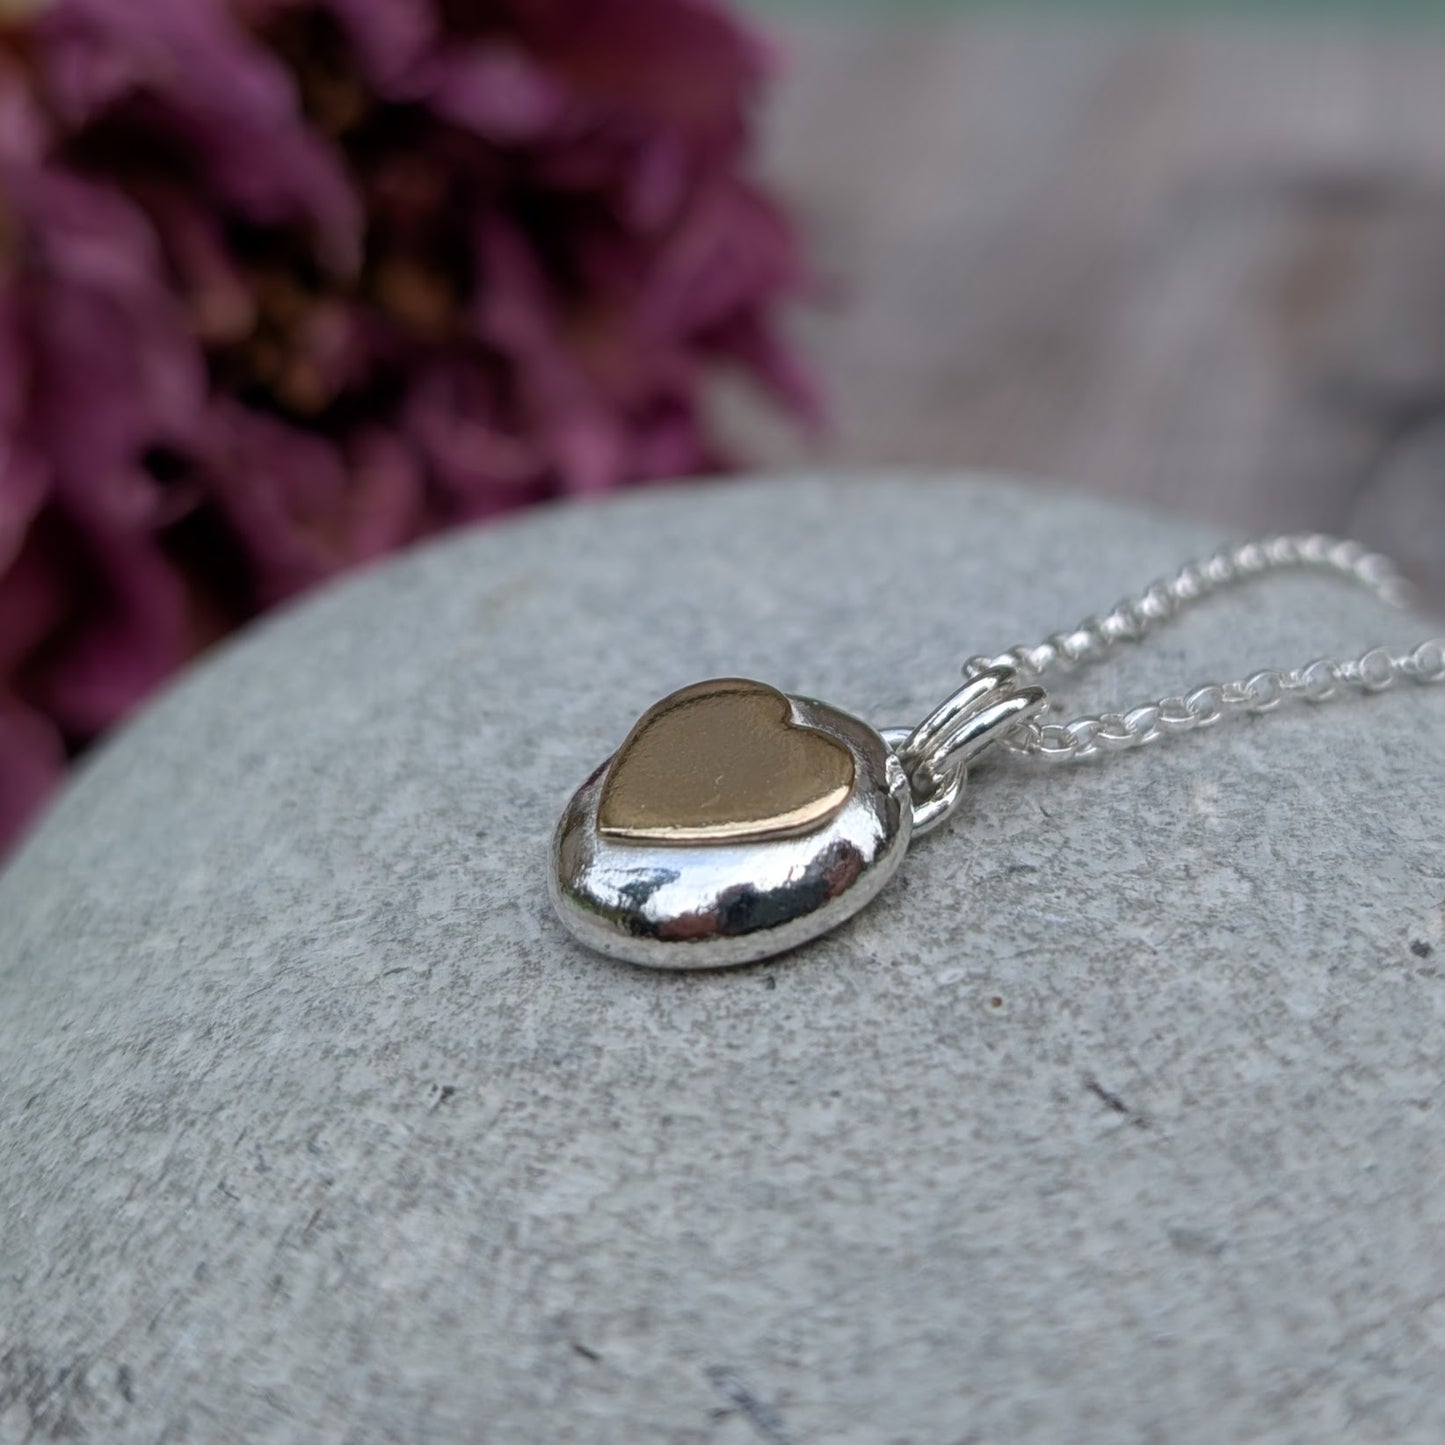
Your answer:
[886,666,1048,836]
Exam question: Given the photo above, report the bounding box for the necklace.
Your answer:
[550,533,1444,969]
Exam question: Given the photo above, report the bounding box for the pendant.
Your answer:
[550,670,1045,968]
[550,536,1445,968]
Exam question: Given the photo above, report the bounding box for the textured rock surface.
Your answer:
[2,475,1444,1444]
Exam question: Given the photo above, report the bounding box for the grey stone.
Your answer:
[2,474,1443,1445]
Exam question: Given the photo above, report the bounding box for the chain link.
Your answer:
[964,534,1445,763]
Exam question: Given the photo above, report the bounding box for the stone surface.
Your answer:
[2,474,1444,1444]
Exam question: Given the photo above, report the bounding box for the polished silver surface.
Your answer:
[551,693,911,968]
[889,665,1046,834]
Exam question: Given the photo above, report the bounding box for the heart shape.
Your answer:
[597,679,856,844]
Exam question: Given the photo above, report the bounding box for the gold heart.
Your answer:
[597,679,856,844]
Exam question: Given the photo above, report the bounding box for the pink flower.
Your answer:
[0,0,814,856]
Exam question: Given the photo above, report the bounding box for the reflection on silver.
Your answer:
[550,695,911,969]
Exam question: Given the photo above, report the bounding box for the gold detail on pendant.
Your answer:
[597,679,856,844]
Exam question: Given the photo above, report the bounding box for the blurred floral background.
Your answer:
[0,0,815,853]
[4,0,1445,857]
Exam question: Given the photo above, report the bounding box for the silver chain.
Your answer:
[891,532,1443,834]
[963,533,1445,764]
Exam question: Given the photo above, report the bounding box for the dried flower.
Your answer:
[0,0,813,855]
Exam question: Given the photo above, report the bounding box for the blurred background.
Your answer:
[3,0,1444,855]
[721,0,1445,600]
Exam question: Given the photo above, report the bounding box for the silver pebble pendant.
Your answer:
[549,535,1445,969]
[550,670,1040,968]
